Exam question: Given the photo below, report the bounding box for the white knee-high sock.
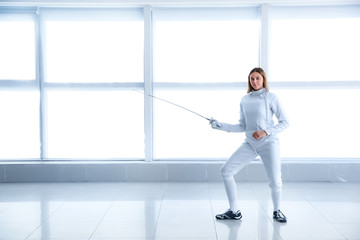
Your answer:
[223,176,239,212]
[271,189,282,211]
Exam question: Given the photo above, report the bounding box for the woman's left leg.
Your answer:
[258,139,282,211]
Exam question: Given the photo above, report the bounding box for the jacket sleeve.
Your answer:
[220,102,246,133]
[264,95,289,136]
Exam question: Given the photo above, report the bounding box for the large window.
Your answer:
[40,9,145,159]
[153,7,259,83]
[0,4,359,161]
[276,89,360,159]
[45,90,144,159]
[153,7,260,159]
[0,90,40,159]
[152,89,245,159]
[42,9,144,83]
[0,12,36,80]
[269,5,360,159]
[269,5,360,82]
[0,10,40,159]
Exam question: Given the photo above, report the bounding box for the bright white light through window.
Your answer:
[153,8,259,83]
[0,16,36,80]
[44,10,144,83]
[0,90,40,158]
[153,89,245,159]
[269,6,360,82]
[1,6,359,161]
[276,89,360,158]
[46,90,144,159]
[153,7,260,159]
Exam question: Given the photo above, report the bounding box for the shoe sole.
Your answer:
[216,215,242,220]
[273,217,287,223]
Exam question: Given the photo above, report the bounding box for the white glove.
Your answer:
[209,118,222,129]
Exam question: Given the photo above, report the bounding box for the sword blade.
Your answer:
[133,89,210,121]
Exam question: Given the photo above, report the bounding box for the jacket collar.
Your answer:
[250,88,266,96]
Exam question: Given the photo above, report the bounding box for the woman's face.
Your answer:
[249,72,264,91]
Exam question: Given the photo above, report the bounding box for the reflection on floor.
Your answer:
[0,182,359,240]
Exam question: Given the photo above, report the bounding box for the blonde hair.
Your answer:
[247,67,269,93]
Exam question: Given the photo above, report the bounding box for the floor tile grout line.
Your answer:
[305,185,349,240]
[22,183,81,239]
[249,182,285,240]
[87,186,128,240]
[308,207,348,240]
[151,182,166,240]
[87,200,116,240]
[332,181,360,202]
[24,200,68,240]
[207,182,220,240]
[0,202,15,215]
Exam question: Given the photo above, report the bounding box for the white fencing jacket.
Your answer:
[221,88,289,145]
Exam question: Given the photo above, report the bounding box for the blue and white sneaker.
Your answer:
[216,209,242,220]
[273,210,287,223]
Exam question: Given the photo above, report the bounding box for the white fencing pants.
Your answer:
[221,138,283,212]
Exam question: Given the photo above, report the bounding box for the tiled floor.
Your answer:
[0,182,359,240]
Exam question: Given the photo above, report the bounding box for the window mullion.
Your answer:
[144,5,153,162]
[260,3,269,73]
[36,8,47,160]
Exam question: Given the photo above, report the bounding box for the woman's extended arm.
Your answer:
[211,103,246,133]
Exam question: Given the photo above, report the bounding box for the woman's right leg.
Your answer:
[221,142,257,212]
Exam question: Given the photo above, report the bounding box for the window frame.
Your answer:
[0,7,40,160]
[38,7,146,160]
[151,6,261,160]
[267,4,360,161]
[0,3,359,162]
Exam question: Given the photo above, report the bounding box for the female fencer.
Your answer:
[210,67,289,223]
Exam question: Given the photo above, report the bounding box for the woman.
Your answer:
[210,67,289,223]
